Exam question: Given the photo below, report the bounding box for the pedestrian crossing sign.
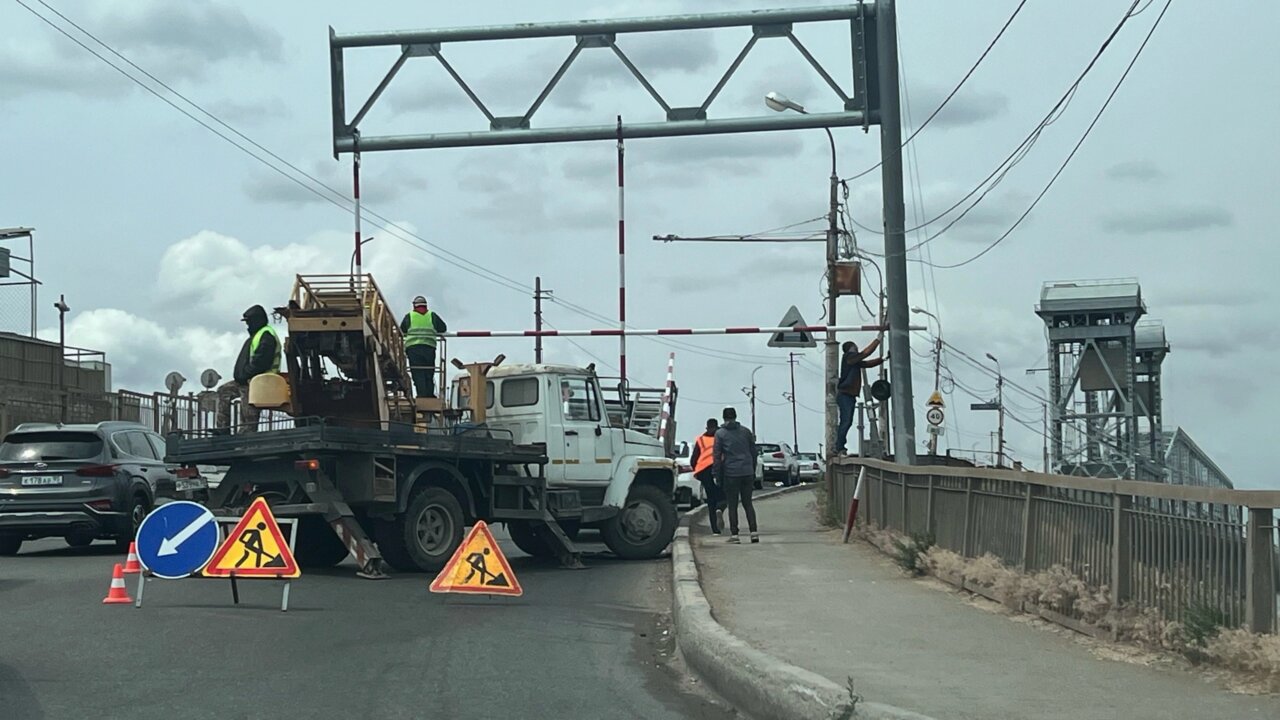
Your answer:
[202,497,300,579]
[430,521,522,597]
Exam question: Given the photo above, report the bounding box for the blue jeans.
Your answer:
[836,393,856,453]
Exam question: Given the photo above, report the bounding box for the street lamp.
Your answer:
[985,353,1005,468]
[53,295,70,423]
[766,91,839,485]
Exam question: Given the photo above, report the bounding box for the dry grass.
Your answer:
[1204,629,1280,693]
[867,529,1280,693]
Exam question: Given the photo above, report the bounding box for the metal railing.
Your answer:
[835,458,1280,634]
[1,388,291,437]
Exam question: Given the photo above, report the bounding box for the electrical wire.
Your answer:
[853,0,1144,244]
[925,0,1173,269]
[842,0,1030,183]
[17,0,797,369]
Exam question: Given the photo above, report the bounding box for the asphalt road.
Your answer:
[0,528,734,720]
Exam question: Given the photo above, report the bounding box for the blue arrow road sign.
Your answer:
[135,501,219,579]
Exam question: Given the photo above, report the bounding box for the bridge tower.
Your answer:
[1035,280,1147,479]
[1134,321,1170,478]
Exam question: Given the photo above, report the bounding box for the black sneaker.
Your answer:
[728,535,741,544]
[750,533,760,544]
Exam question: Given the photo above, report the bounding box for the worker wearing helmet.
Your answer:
[400,295,447,398]
[215,305,281,433]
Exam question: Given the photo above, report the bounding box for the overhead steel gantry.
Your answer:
[327,1,920,465]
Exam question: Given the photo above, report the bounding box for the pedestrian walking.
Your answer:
[401,295,447,398]
[713,407,758,544]
[835,335,886,455]
[689,418,725,534]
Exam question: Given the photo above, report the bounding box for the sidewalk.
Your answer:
[692,487,1280,720]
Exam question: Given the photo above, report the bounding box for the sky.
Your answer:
[1,0,1276,488]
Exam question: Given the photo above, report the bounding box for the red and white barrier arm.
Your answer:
[444,324,903,338]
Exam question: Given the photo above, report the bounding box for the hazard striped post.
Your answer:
[842,467,866,543]
[445,324,894,339]
[656,353,675,449]
[616,115,627,388]
[352,131,363,296]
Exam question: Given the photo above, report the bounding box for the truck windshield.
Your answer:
[0,432,105,461]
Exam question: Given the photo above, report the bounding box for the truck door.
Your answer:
[554,375,614,489]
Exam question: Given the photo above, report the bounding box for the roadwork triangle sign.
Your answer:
[768,305,817,348]
[203,497,300,579]
[430,521,522,597]
[927,390,945,407]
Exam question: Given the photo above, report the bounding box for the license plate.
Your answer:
[175,478,203,492]
[21,475,62,487]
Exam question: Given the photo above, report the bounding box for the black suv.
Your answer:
[0,421,208,555]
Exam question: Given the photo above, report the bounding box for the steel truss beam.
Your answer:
[329,4,874,155]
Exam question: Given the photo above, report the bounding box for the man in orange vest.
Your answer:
[688,418,725,534]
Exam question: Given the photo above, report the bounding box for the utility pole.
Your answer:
[787,353,799,452]
[996,372,1006,468]
[54,295,70,423]
[533,276,551,363]
[743,365,763,435]
[878,0,917,464]
[925,335,943,456]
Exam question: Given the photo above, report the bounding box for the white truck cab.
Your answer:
[459,363,678,560]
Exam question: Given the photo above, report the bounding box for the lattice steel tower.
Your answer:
[1036,280,1149,479]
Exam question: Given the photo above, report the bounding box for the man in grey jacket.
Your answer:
[713,406,759,543]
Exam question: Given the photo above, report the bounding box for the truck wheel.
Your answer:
[507,521,556,559]
[378,487,464,573]
[0,535,22,556]
[294,516,351,568]
[602,484,677,560]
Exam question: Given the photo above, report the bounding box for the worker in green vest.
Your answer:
[400,295,447,398]
[215,305,281,433]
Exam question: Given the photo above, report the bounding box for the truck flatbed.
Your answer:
[166,421,547,466]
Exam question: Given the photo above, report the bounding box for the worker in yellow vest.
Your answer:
[215,305,281,434]
[400,295,447,398]
[688,418,725,534]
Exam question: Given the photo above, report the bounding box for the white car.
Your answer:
[674,441,704,509]
[758,441,800,486]
[797,452,824,483]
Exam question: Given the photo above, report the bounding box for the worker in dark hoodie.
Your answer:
[713,406,759,544]
[215,305,281,434]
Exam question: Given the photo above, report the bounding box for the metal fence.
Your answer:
[834,458,1280,634]
[1,388,292,437]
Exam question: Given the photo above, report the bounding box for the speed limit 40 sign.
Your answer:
[925,406,945,427]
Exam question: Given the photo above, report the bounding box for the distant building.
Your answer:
[0,331,113,435]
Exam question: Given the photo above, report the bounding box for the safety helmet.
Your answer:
[412,295,427,306]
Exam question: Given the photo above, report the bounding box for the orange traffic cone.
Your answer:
[102,563,133,605]
[122,542,142,574]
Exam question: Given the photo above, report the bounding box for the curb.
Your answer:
[672,484,936,720]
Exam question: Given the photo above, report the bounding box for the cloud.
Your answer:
[908,86,1010,129]
[206,97,291,125]
[46,308,242,390]
[154,228,447,328]
[242,162,427,207]
[0,1,282,98]
[98,1,282,66]
[1156,286,1261,310]
[1099,206,1233,234]
[42,227,454,389]
[657,249,822,294]
[1106,160,1163,182]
